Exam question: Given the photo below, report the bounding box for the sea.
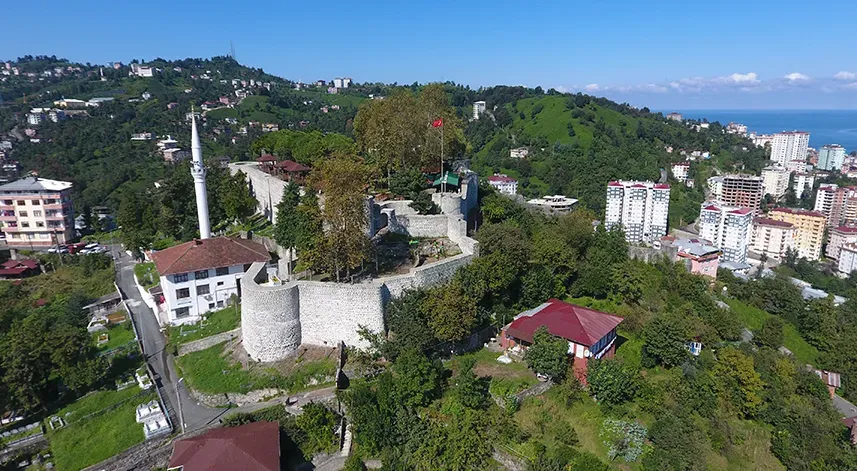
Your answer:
[671,110,857,153]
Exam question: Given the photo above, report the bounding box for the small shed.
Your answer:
[83,291,122,317]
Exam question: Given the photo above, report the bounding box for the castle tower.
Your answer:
[190,111,211,239]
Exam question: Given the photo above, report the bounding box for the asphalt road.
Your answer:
[110,246,228,432]
[834,394,857,418]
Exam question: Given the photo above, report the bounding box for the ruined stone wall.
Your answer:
[298,281,386,349]
[230,162,288,224]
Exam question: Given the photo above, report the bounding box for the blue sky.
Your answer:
[3,0,857,109]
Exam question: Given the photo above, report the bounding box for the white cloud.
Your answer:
[584,83,600,91]
[834,71,857,81]
[843,82,857,90]
[784,72,810,82]
[721,72,760,85]
[553,86,570,93]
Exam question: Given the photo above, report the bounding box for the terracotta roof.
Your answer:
[729,208,753,215]
[832,226,857,234]
[702,204,721,211]
[654,184,670,189]
[770,207,825,218]
[257,154,277,162]
[505,299,623,347]
[607,181,623,187]
[274,160,310,172]
[151,237,270,276]
[169,421,280,471]
[754,217,793,228]
[488,175,517,183]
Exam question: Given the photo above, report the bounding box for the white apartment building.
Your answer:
[605,181,670,245]
[818,144,846,171]
[707,176,724,200]
[473,101,486,120]
[151,237,270,325]
[753,133,775,149]
[0,177,75,248]
[787,159,808,173]
[487,174,518,196]
[333,78,343,88]
[761,165,791,199]
[792,172,814,199]
[510,147,529,159]
[698,202,753,264]
[838,244,857,276]
[131,64,154,78]
[750,217,795,260]
[814,184,857,227]
[666,112,683,122]
[671,162,690,183]
[27,108,47,126]
[770,131,810,166]
[825,226,857,260]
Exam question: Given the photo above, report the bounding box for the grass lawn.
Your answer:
[447,348,538,399]
[166,305,240,346]
[723,298,819,364]
[95,321,136,352]
[133,262,159,290]
[175,342,335,395]
[47,388,155,471]
[247,110,279,123]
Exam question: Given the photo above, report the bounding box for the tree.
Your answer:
[421,283,477,342]
[571,452,609,471]
[453,357,488,409]
[642,315,688,367]
[309,155,371,280]
[273,182,302,274]
[755,316,784,348]
[524,326,569,381]
[295,402,337,454]
[219,172,256,224]
[409,191,439,215]
[392,349,440,409]
[587,359,638,408]
[713,348,764,417]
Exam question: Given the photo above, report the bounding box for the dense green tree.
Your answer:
[524,326,569,381]
[587,359,638,408]
[642,315,689,367]
[392,349,440,409]
[713,348,764,417]
[755,316,785,349]
[422,283,477,342]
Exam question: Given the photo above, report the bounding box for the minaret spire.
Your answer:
[190,108,211,239]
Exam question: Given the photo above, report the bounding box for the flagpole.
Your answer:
[440,123,445,193]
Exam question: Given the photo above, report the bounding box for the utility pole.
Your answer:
[176,377,185,434]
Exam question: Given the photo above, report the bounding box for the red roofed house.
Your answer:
[151,237,270,325]
[257,154,278,173]
[273,160,311,184]
[500,299,623,383]
[168,421,280,471]
[0,258,40,279]
[487,174,518,196]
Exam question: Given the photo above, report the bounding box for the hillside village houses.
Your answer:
[510,147,529,159]
[605,180,670,245]
[671,161,690,183]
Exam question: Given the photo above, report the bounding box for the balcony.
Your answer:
[3,226,19,232]
[0,213,16,221]
[43,204,63,211]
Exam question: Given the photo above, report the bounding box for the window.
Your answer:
[217,281,224,287]
[36,222,44,228]
[217,301,224,308]
[20,222,28,228]
[33,210,41,217]
[194,270,209,280]
[215,266,229,276]
[173,273,188,283]
[2,200,11,205]
[176,288,190,299]
[209,303,215,309]
[197,284,210,295]
[31,200,40,205]
[45,199,56,205]
[175,307,190,318]
[16,200,24,206]
[17,211,26,217]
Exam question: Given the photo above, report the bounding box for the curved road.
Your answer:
[111,246,227,432]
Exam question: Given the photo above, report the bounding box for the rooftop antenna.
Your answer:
[229,41,236,61]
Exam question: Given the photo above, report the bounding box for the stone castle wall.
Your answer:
[241,272,302,362]
[230,162,288,224]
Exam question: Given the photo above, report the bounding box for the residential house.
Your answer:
[666,112,683,121]
[661,237,721,279]
[500,299,623,383]
[0,177,74,248]
[168,421,280,471]
[750,217,795,260]
[671,161,690,183]
[0,259,40,279]
[151,237,270,325]
[826,226,857,260]
[487,174,518,196]
[510,147,529,159]
[473,101,486,120]
[767,207,826,260]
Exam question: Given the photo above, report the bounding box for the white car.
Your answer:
[84,243,100,250]
[48,245,69,254]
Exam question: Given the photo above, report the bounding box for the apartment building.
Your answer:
[698,202,753,264]
[825,226,857,260]
[767,207,826,260]
[719,174,764,216]
[0,177,74,248]
[818,144,846,171]
[605,181,670,245]
[838,244,857,277]
[671,161,690,183]
[787,159,808,174]
[750,217,795,261]
[487,174,518,196]
[770,131,810,166]
[814,184,857,227]
[473,101,487,120]
[792,172,814,199]
[761,165,791,200]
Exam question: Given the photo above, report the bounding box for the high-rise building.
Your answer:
[698,202,753,264]
[473,101,486,120]
[761,165,791,200]
[750,217,795,261]
[838,244,857,276]
[767,207,826,260]
[605,181,670,245]
[814,184,857,227]
[0,177,74,248]
[825,226,857,260]
[792,172,815,199]
[719,174,764,216]
[818,144,846,171]
[770,131,810,166]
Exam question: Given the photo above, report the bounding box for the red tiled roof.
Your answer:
[832,226,857,234]
[654,184,670,189]
[754,217,793,228]
[488,175,517,183]
[151,237,270,276]
[169,421,280,471]
[702,204,721,211]
[257,154,277,162]
[505,299,623,347]
[770,207,825,218]
[274,160,310,172]
[1,259,38,269]
[729,208,753,215]
[607,181,623,187]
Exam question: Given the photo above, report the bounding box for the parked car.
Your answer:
[48,245,69,254]
[67,242,88,254]
[84,243,100,250]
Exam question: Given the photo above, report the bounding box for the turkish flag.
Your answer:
[432,118,443,128]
